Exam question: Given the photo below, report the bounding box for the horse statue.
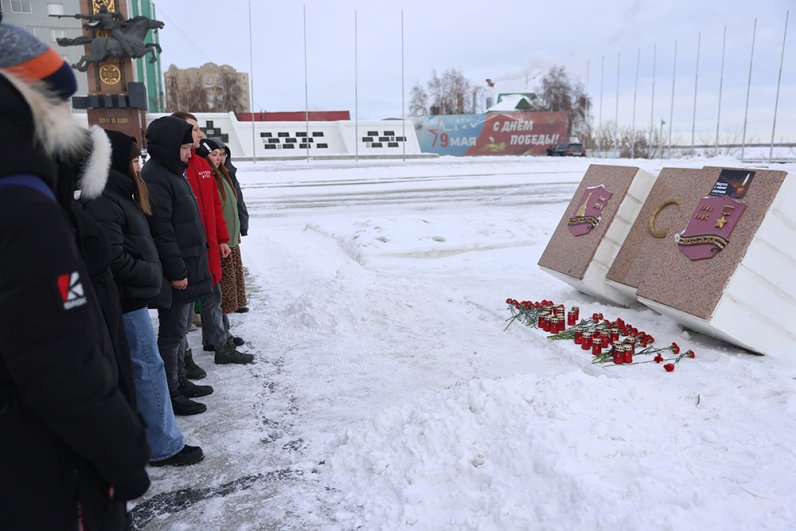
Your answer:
[56,15,164,72]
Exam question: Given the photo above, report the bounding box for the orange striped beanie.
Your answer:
[0,22,77,100]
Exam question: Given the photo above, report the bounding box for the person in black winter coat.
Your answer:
[84,129,205,466]
[142,116,213,415]
[0,62,149,531]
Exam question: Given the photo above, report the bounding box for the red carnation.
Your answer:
[654,354,664,363]
[671,342,680,355]
[686,350,696,359]
[664,363,675,372]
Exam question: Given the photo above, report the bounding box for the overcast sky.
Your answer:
[152,0,794,142]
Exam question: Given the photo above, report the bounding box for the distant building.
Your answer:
[2,0,88,100]
[3,0,165,112]
[164,62,250,114]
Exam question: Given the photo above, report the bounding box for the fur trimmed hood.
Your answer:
[0,71,110,199]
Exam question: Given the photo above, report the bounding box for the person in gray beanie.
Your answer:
[0,22,150,529]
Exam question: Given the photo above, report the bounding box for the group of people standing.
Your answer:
[0,20,252,529]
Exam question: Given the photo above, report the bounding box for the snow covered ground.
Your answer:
[130,155,796,530]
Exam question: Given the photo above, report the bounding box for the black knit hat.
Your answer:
[196,138,220,158]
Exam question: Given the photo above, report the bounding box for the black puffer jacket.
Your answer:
[142,117,211,303]
[84,130,163,312]
[0,72,149,530]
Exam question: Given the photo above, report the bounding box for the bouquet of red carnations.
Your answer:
[505,298,696,372]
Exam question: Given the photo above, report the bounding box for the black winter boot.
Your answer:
[184,348,207,380]
[214,342,254,365]
[203,336,244,352]
[179,376,214,398]
[171,393,207,416]
[149,444,205,467]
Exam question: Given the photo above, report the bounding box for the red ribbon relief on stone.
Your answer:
[676,196,747,260]
[567,185,614,237]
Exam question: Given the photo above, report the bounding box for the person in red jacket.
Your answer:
[172,112,253,365]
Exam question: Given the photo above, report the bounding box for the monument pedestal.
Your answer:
[86,106,147,142]
[64,0,153,145]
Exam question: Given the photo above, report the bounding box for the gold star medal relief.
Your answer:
[676,169,754,260]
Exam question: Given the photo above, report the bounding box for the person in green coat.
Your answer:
[196,139,248,316]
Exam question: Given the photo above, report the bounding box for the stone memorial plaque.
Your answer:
[606,167,714,299]
[636,166,793,354]
[538,164,656,305]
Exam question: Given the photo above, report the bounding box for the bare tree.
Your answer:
[412,68,477,115]
[409,83,428,116]
[218,69,243,113]
[536,66,592,139]
[184,82,209,113]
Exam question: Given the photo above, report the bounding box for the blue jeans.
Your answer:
[123,308,184,461]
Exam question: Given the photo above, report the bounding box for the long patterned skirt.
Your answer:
[220,245,247,314]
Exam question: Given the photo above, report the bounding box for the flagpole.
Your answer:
[354,10,359,162]
[691,32,701,152]
[769,11,789,161]
[401,9,406,162]
[668,39,677,157]
[303,4,310,162]
[248,0,256,163]
[716,26,726,155]
[741,18,757,161]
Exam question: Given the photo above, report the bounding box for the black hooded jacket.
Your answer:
[0,72,150,529]
[83,130,164,312]
[142,116,211,303]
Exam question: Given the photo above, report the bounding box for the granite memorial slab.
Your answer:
[606,167,714,299]
[635,166,794,354]
[538,164,657,305]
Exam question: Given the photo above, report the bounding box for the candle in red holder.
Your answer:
[624,340,635,354]
[574,328,583,344]
[581,331,592,350]
[567,311,576,326]
[613,346,624,364]
[601,330,611,343]
[550,317,559,333]
[610,328,620,342]
[592,338,602,355]
[540,314,549,331]
[624,346,633,364]
[571,306,579,321]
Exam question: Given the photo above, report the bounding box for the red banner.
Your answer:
[465,112,568,156]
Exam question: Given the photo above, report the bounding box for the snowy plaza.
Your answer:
[130,154,796,530]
